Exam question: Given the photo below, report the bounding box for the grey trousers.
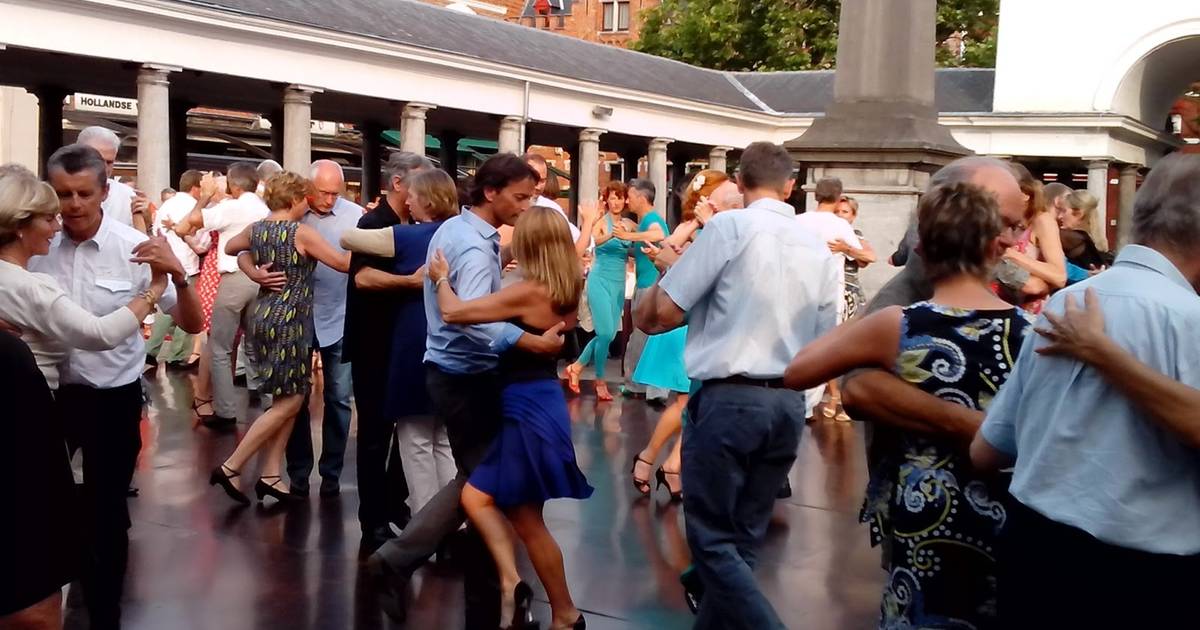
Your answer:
[209,271,262,418]
[624,287,668,399]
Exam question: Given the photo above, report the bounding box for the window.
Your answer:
[602,0,630,32]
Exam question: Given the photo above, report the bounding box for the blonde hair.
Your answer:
[0,168,59,246]
[262,172,312,212]
[681,169,731,221]
[513,206,583,313]
[406,169,460,221]
[1066,189,1108,252]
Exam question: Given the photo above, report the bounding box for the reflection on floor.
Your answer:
[66,367,883,629]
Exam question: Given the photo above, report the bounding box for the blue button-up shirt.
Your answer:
[423,209,523,374]
[981,245,1200,555]
[302,197,363,348]
[658,197,840,380]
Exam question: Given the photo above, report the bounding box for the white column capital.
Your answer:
[708,146,733,156]
[284,85,321,106]
[579,128,606,143]
[501,115,525,126]
[649,137,674,151]
[402,102,436,119]
[1119,163,1142,175]
[137,64,178,86]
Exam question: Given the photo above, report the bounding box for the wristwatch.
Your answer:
[171,274,189,289]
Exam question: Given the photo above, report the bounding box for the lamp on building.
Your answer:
[592,105,614,119]
[534,0,551,15]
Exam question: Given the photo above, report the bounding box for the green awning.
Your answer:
[380,131,497,152]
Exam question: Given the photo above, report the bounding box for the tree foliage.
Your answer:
[630,0,1000,72]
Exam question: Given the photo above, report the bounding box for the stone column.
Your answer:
[33,86,66,174]
[647,137,672,215]
[438,130,462,177]
[360,120,382,203]
[1086,159,1110,245]
[1117,164,1139,250]
[400,103,434,155]
[498,116,524,155]
[576,128,605,207]
[708,146,732,173]
[283,85,320,173]
[136,65,174,206]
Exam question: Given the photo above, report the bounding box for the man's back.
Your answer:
[659,199,841,380]
[982,244,1200,555]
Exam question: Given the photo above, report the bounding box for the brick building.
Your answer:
[422,0,662,48]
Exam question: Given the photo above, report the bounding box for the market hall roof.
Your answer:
[174,0,995,116]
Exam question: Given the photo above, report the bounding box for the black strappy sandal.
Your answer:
[255,476,299,503]
[630,455,654,496]
[209,463,250,505]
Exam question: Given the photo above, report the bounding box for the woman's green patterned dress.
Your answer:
[249,220,316,397]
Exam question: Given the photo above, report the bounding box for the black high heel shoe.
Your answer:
[630,455,653,496]
[501,581,535,629]
[210,464,250,506]
[570,614,586,629]
[655,468,683,502]
[255,476,298,503]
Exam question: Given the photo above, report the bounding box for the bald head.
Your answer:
[309,160,345,213]
[929,156,1026,233]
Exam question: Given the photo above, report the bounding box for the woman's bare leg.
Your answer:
[221,394,303,490]
[508,503,581,628]
[639,393,686,463]
[461,483,522,626]
[0,590,62,630]
[260,407,299,484]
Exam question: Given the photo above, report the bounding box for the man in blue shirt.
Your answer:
[369,153,564,624]
[636,142,840,630]
[971,153,1200,628]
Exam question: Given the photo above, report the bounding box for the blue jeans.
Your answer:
[287,338,354,486]
[682,383,803,630]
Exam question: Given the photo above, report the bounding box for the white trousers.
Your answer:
[395,414,457,514]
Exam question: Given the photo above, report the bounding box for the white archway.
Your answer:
[1092,19,1200,129]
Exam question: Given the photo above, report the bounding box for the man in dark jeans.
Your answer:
[368,153,564,623]
[635,142,840,629]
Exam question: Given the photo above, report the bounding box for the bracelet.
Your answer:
[435,277,449,290]
[139,289,158,308]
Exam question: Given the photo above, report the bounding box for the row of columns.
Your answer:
[62,64,737,219]
[1085,158,1141,250]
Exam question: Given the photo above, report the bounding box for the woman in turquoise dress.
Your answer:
[566,181,633,401]
[630,170,740,501]
[784,181,1034,629]
[209,172,350,506]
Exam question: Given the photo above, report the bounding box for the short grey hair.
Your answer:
[257,159,282,180]
[310,159,345,181]
[77,126,122,151]
[386,151,434,185]
[627,178,657,204]
[1043,182,1072,204]
[927,156,1013,189]
[1131,154,1200,252]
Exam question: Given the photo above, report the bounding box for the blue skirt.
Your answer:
[633,326,690,393]
[468,379,594,508]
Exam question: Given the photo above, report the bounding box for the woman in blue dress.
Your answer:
[630,170,741,501]
[565,181,633,401]
[338,168,461,514]
[428,206,592,630]
[784,181,1035,629]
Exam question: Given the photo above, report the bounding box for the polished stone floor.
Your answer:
[65,365,884,630]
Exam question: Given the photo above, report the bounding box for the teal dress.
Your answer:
[576,214,630,379]
[633,212,688,393]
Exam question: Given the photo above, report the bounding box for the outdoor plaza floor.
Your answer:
[63,365,884,629]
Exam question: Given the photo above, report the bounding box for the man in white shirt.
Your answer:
[173,162,269,426]
[77,126,149,233]
[145,170,204,367]
[635,141,840,630]
[30,144,202,629]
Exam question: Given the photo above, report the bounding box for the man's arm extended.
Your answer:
[842,371,984,446]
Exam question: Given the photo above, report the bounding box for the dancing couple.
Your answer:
[369,154,592,630]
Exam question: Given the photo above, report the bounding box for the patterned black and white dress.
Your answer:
[249,220,315,397]
[862,302,1033,630]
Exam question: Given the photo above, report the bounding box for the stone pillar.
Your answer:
[576,128,605,207]
[283,85,320,173]
[136,65,174,210]
[498,116,524,155]
[708,146,732,173]
[1086,159,1110,246]
[400,103,434,155]
[168,98,191,188]
[647,137,672,216]
[34,86,66,174]
[1117,164,1139,250]
[786,0,968,297]
[360,120,382,204]
[438,130,462,177]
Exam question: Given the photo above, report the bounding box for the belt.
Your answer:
[704,375,787,389]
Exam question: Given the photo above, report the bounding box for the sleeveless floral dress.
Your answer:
[248,220,316,396]
[862,302,1033,630]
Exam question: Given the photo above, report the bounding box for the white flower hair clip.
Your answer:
[691,174,706,192]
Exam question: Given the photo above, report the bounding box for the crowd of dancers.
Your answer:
[1,124,1198,630]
